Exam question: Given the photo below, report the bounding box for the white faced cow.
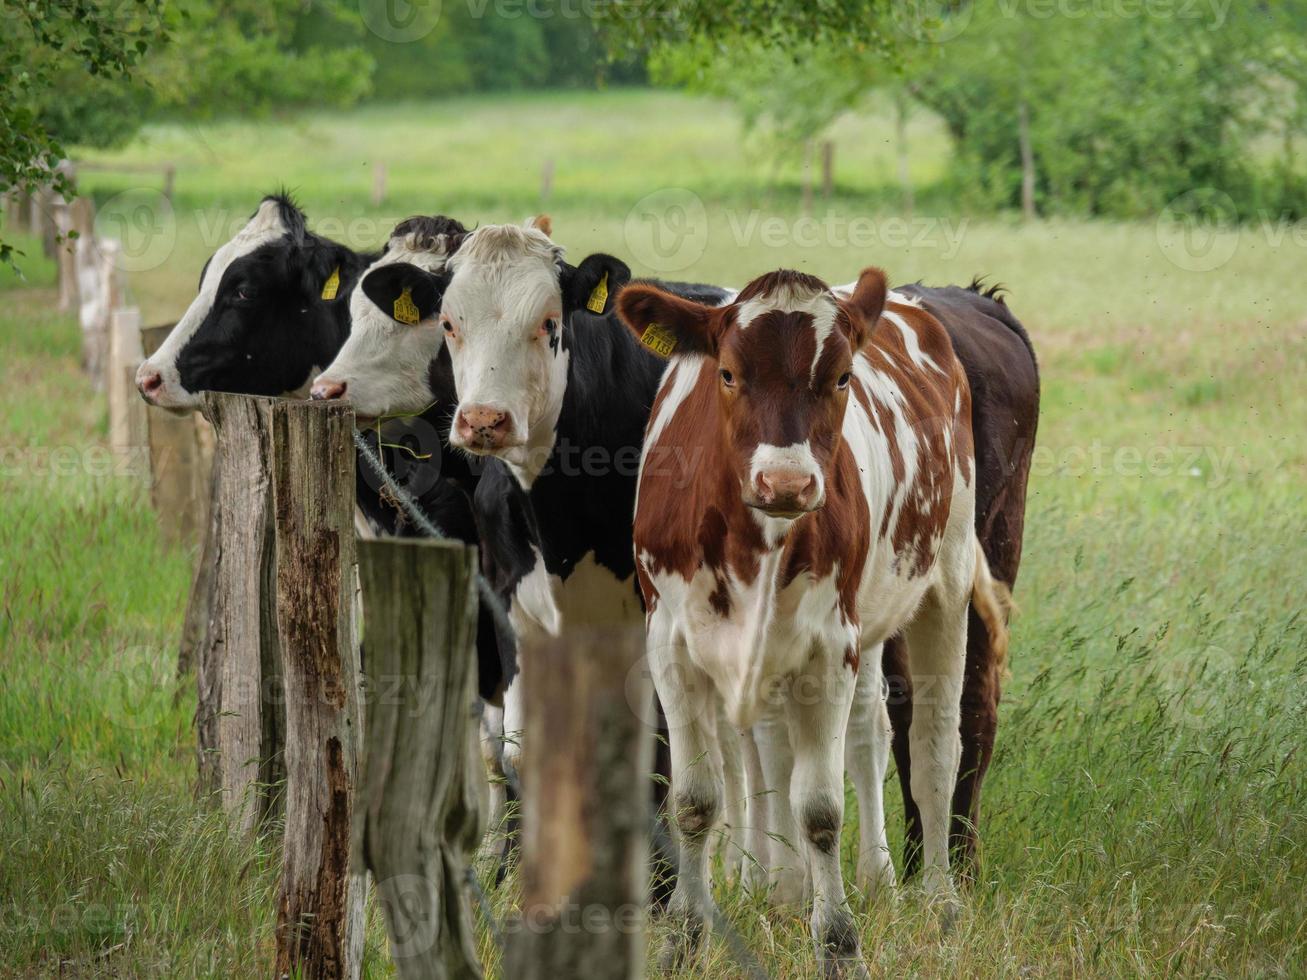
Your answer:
[314,219,734,811]
[615,268,1011,976]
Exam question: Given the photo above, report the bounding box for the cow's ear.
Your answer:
[302,242,352,302]
[843,266,888,349]
[615,281,722,359]
[362,262,448,325]
[560,253,632,318]
[525,213,552,237]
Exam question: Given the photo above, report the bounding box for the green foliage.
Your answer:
[297,2,645,101]
[599,0,900,60]
[147,0,375,115]
[17,94,1307,977]
[912,3,1307,220]
[0,0,169,264]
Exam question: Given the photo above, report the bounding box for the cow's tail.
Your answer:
[971,537,1013,675]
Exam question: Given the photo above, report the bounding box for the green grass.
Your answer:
[4,89,1307,976]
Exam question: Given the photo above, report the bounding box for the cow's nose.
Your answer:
[136,366,163,402]
[311,379,347,401]
[755,469,819,511]
[455,404,511,448]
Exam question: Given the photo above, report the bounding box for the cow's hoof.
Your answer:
[658,913,706,972]
[817,911,867,979]
[821,954,871,980]
[927,889,963,936]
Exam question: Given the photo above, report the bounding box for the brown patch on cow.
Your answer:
[634,270,971,656]
[843,645,860,672]
[861,301,972,578]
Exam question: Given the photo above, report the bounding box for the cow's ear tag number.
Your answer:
[640,322,677,357]
[320,266,341,301]
[587,272,609,314]
[393,287,421,325]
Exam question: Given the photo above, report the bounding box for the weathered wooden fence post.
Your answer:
[198,393,283,822]
[108,306,147,474]
[354,538,486,980]
[504,625,652,980]
[270,398,365,980]
[140,323,215,547]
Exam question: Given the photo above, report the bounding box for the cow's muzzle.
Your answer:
[452,403,519,452]
[747,468,822,517]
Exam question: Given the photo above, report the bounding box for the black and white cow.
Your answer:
[314,220,731,878]
[137,195,373,410]
[317,219,1038,915]
[135,196,509,705]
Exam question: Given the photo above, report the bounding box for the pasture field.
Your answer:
[2,89,1305,977]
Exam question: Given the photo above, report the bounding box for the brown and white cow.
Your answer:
[617,268,1010,976]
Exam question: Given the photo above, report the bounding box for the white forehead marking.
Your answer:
[447,222,563,274]
[443,222,564,324]
[736,281,838,385]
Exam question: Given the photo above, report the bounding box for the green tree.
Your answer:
[2,0,377,265]
[1,0,169,263]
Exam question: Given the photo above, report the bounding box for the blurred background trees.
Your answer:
[4,0,1307,251]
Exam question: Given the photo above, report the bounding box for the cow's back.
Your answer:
[898,283,1039,584]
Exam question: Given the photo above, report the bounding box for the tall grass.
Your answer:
[2,90,1305,975]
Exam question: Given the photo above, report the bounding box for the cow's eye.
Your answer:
[441,319,454,334]
[837,372,852,389]
[235,287,250,302]
[540,317,559,337]
[719,369,735,387]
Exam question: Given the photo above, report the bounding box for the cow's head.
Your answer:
[135,194,358,411]
[617,267,887,519]
[362,217,628,463]
[310,215,468,421]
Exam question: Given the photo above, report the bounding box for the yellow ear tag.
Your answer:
[320,266,341,300]
[586,271,609,314]
[640,322,677,357]
[393,287,421,325]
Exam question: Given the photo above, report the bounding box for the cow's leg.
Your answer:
[756,700,806,905]
[845,642,895,898]
[882,637,922,877]
[716,704,748,881]
[739,724,772,892]
[952,603,1001,880]
[651,613,721,968]
[790,652,867,979]
[903,586,969,903]
[499,670,525,793]
[477,702,507,865]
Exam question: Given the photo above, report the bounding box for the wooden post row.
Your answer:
[354,538,486,980]
[198,393,364,980]
[141,323,214,548]
[107,306,146,475]
[505,626,653,980]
